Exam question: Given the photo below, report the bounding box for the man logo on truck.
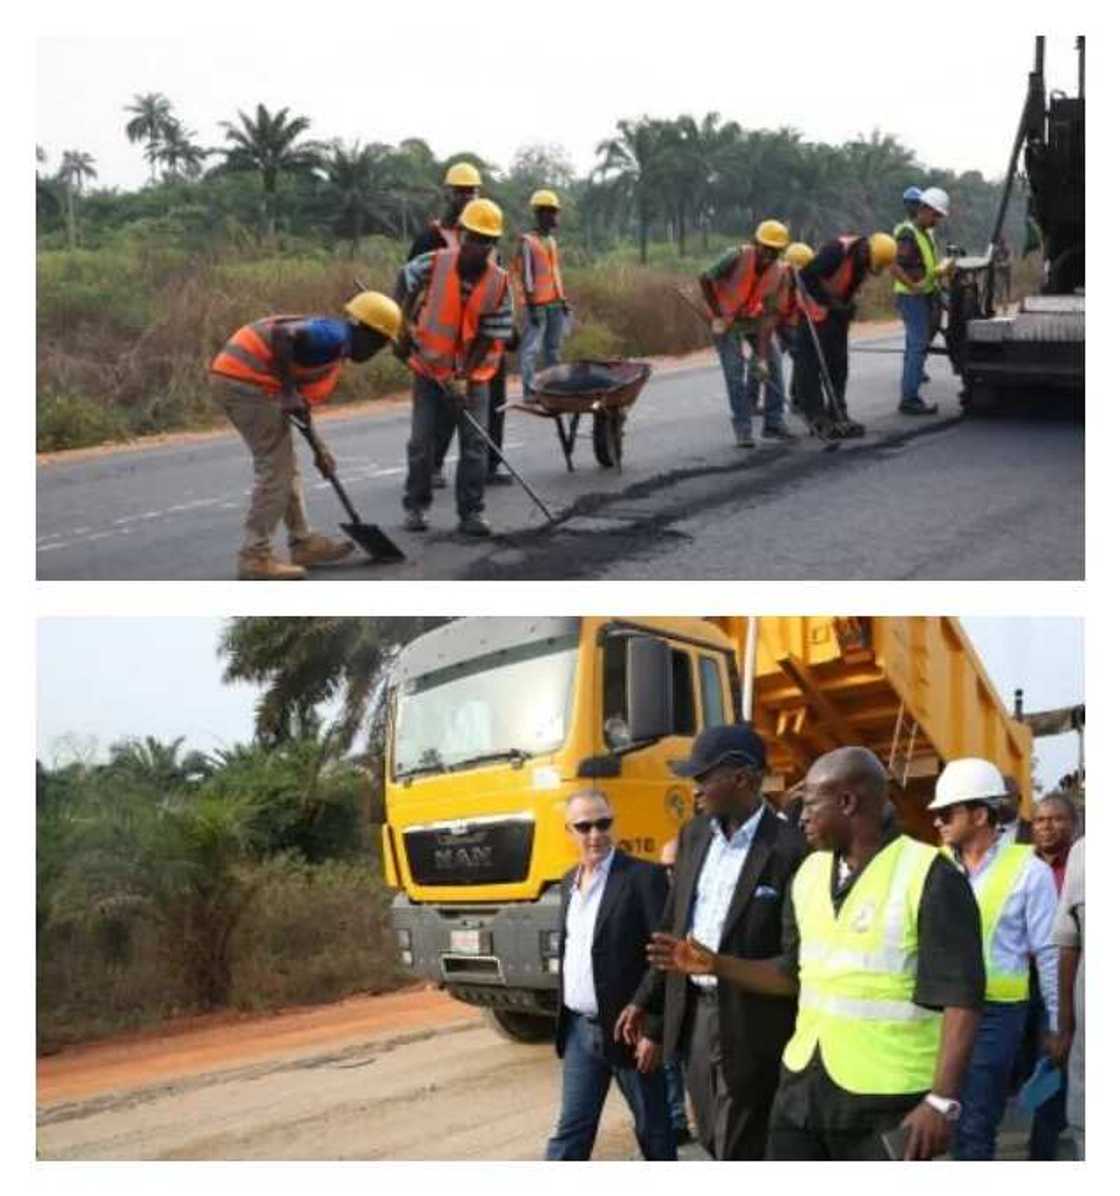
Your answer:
[435,844,494,871]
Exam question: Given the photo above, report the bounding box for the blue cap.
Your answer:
[670,724,767,778]
[903,185,924,203]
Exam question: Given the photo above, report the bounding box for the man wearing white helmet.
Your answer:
[891,187,952,416]
[928,758,1062,1160]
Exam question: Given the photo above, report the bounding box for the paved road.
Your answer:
[37,332,1083,581]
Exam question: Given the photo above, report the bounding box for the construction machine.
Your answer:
[944,35,1085,410]
[380,616,1032,1042]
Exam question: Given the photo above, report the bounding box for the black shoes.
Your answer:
[899,397,939,415]
[458,514,492,537]
[403,509,429,532]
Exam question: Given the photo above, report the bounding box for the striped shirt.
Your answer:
[400,252,514,342]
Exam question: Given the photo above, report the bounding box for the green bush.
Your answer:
[37,391,131,451]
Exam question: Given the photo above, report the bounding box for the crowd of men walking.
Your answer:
[207,165,959,578]
[544,725,1085,1162]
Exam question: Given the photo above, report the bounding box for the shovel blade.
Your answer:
[340,522,406,563]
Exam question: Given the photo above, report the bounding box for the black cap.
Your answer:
[670,724,767,778]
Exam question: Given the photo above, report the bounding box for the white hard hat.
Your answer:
[928,758,1007,812]
[920,187,950,217]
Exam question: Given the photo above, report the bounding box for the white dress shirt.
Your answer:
[562,848,615,1016]
[688,804,766,988]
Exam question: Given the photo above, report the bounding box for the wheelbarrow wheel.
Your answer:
[592,410,624,468]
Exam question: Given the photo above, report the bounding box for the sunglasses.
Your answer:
[569,817,614,835]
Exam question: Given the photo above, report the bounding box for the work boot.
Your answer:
[734,427,755,449]
[487,470,515,486]
[289,533,355,567]
[237,549,306,581]
[403,509,429,533]
[458,514,492,538]
[899,397,939,415]
[431,465,448,490]
[762,423,798,442]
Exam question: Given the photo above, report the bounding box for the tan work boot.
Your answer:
[237,549,306,581]
[289,532,355,567]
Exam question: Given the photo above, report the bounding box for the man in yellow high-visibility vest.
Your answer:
[928,758,1062,1160]
[648,746,984,1160]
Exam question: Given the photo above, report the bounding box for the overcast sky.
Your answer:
[36,617,1084,790]
[34,9,1089,193]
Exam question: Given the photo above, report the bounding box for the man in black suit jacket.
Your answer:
[620,724,806,1160]
[545,789,676,1160]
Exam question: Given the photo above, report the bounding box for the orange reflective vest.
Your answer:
[801,236,862,324]
[209,316,343,405]
[408,249,509,384]
[518,232,565,305]
[710,245,784,323]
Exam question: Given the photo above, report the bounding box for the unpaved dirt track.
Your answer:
[36,989,646,1160]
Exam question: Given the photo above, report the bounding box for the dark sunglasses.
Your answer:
[569,817,614,835]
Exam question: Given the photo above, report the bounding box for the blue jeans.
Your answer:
[896,292,930,403]
[545,1013,676,1160]
[520,304,567,393]
[664,1056,688,1132]
[954,1000,1030,1160]
[714,330,784,434]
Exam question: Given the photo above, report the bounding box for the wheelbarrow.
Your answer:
[507,359,652,471]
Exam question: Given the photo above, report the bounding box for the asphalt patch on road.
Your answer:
[462,416,964,580]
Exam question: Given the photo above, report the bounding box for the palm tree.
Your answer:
[693,113,741,251]
[124,92,174,184]
[107,735,213,791]
[217,617,449,751]
[57,149,97,248]
[155,120,209,182]
[594,117,675,263]
[324,140,404,256]
[218,104,325,238]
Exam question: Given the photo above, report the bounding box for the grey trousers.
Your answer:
[211,378,311,554]
[403,374,489,518]
[683,989,775,1160]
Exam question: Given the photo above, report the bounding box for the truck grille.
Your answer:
[403,816,534,886]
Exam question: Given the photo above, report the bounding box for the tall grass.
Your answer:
[37,857,405,1053]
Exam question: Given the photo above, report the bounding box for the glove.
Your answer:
[710,317,728,337]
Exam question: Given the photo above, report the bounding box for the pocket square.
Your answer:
[754,884,779,899]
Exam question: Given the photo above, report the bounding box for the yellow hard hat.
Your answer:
[443,161,482,188]
[345,291,402,343]
[784,242,814,269]
[530,189,561,209]
[868,232,898,273]
[754,219,791,250]
[460,197,504,239]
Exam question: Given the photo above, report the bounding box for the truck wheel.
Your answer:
[483,1008,553,1043]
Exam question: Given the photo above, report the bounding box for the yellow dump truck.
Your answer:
[382,616,1032,1040]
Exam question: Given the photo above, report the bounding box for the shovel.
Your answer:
[289,412,406,563]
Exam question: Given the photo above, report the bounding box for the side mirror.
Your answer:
[627,636,673,743]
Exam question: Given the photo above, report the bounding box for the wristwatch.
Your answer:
[924,1093,962,1121]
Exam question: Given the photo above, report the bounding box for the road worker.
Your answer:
[899,185,925,228]
[928,758,1061,1160]
[396,162,513,490]
[648,746,985,1161]
[209,292,401,580]
[892,186,952,415]
[516,189,571,397]
[700,219,795,447]
[778,242,814,413]
[792,233,897,439]
[397,198,514,538]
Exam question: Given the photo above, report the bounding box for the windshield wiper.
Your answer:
[396,753,447,780]
[447,748,531,772]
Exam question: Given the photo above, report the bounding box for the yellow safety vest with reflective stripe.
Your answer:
[783,835,942,1095]
[964,841,1034,1003]
[893,220,939,295]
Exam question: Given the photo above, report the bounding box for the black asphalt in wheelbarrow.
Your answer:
[507,359,653,471]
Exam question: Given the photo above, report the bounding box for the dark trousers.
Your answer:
[682,988,777,1160]
[403,374,488,518]
[766,1117,900,1161]
[954,1000,1030,1160]
[792,311,850,419]
[545,1012,676,1161]
[433,363,506,475]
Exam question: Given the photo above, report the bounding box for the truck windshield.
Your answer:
[393,638,579,779]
